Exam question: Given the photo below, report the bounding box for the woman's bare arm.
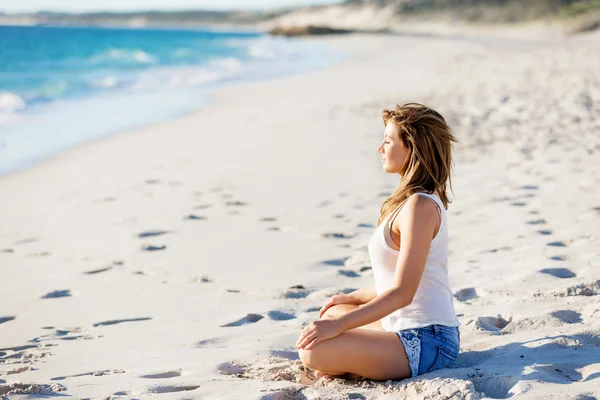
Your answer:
[347,285,378,305]
[335,195,438,331]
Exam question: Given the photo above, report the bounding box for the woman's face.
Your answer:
[378,122,409,174]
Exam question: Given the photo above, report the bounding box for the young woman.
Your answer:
[296,103,461,381]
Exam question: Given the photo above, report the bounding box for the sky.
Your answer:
[2,0,342,13]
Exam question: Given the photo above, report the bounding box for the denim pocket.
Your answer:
[427,345,458,373]
[419,327,458,350]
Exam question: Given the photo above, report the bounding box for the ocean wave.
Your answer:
[89,48,159,65]
[226,36,291,60]
[0,91,26,126]
[131,57,244,90]
[89,75,121,89]
[0,92,26,113]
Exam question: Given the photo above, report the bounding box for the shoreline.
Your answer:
[0,27,340,177]
[1,31,599,399]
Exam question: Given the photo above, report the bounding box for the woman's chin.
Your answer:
[383,165,400,174]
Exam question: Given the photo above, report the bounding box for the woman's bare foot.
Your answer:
[314,370,327,378]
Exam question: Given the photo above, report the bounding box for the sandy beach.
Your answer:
[1,29,600,399]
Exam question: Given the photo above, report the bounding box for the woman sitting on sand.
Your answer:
[296,103,461,381]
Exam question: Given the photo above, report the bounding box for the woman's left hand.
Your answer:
[295,319,344,350]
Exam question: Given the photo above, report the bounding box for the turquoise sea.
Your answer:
[0,25,338,174]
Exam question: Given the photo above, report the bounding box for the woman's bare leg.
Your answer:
[298,328,411,381]
[309,304,383,378]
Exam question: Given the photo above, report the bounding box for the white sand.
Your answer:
[1,30,600,399]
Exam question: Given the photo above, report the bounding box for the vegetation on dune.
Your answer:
[344,0,600,23]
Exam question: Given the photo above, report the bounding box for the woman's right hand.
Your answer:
[318,294,357,318]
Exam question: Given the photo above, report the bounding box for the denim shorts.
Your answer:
[394,324,460,377]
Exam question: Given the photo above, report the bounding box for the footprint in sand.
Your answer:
[188,275,213,283]
[322,258,347,266]
[0,343,56,367]
[357,223,375,228]
[142,244,167,251]
[282,285,311,299]
[322,232,354,239]
[221,313,264,327]
[84,260,123,275]
[194,204,212,210]
[1,249,14,253]
[550,255,567,261]
[547,241,567,247]
[197,338,224,348]
[539,268,576,279]
[484,246,512,253]
[538,230,553,235]
[526,219,547,225]
[146,385,200,394]
[0,316,15,326]
[41,290,71,299]
[560,281,600,297]
[221,311,296,327]
[454,287,478,302]
[475,315,511,332]
[510,202,527,207]
[84,266,112,275]
[37,329,97,342]
[184,214,207,220]
[138,230,168,238]
[0,366,31,376]
[551,310,582,324]
[217,362,245,375]
[338,270,360,278]
[267,311,296,321]
[0,382,66,395]
[519,185,538,190]
[141,369,182,379]
[469,376,519,399]
[270,350,300,361]
[93,317,152,327]
[51,369,126,381]
[259,217,278,222]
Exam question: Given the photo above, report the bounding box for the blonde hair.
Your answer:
[378,103,457,225]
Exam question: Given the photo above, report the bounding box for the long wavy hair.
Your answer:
[378,103,457,226]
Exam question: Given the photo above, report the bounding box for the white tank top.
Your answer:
[368,192,461,331]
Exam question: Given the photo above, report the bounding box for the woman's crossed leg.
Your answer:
[298,304,411,381]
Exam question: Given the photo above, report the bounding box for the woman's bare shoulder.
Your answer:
[393,194,440,230]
